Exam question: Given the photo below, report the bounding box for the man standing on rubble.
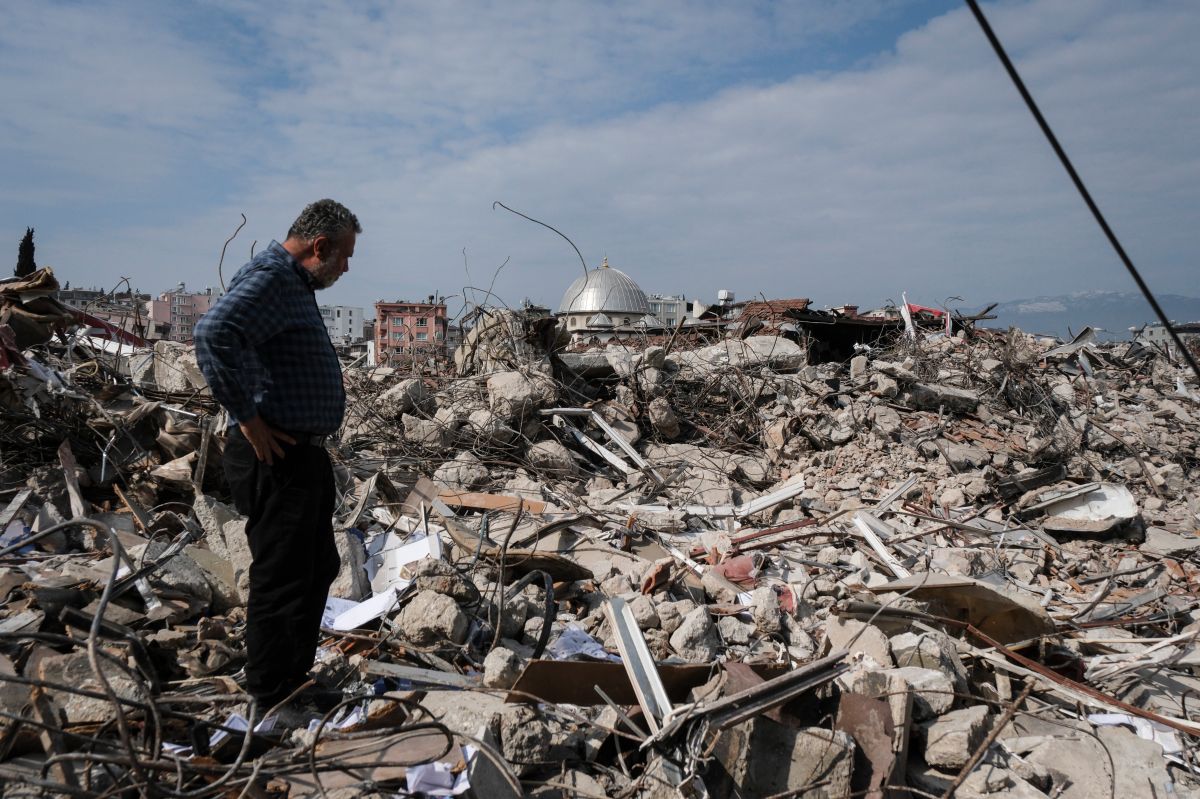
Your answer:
[194,199,360,712]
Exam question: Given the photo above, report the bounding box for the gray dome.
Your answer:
[558,261,650,315]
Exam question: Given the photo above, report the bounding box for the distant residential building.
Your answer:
[519,298,553,319]
[1134,321,1200,350]
[374,296,449,366]
[88,307,169,341]
[56,286,108,306]
[145,283,219,342]
[319,305,364,344]
[646,294,685,328]
[55,285,164,339]
[646,293,711,328]
[446,323,464,353]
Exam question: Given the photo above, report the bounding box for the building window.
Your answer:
[570,318,577,328]
[392,332,403,340]
[435,331,443,340]
[416,318,428,327]
[416,332,427,341]
[623,317,630,325]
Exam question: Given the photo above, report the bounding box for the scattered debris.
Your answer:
[1,299,1199,797]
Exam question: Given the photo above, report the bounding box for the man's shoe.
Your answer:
[263,700,321,731]
[293,684,346,713]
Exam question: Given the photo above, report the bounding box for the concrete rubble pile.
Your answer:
[1,302,1199,798]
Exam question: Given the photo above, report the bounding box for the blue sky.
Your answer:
[2,0,1197,319]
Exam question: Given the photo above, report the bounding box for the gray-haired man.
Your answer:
[195,199,360,711]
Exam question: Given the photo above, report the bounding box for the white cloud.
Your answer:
[0,1,243,197]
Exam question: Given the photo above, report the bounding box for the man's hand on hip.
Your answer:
[239,416,296,465]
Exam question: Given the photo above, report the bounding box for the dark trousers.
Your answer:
[223,428,340,705]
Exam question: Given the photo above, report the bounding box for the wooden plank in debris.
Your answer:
[0,611,43,634]
[307,737,465,786]
[342,472,379,529]
[438,490,547,515]
[0,488,34,530]
[32,689,78,787]
[56,440,88,519]
[190,416,213,494]
[401,476,441,517]
[360,660,481,690]
[853,513,911,579]
[113,484,154,534]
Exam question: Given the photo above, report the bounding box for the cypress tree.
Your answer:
[15,228,35,278]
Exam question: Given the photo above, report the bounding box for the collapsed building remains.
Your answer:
[0,267,1199,797]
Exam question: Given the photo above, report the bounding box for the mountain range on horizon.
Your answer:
[966,290,1200,341]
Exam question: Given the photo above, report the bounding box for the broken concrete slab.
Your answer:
[669,606,720,663]
[395,590,469,645]
[921,705,991,769]
[710,720,855,798]
[824,617,894,667]
[36,651,148,725]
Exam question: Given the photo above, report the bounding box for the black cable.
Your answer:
[492,201,589,280]
[502,569,557,660]
[964,0,1200,384]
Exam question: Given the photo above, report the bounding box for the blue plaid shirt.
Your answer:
[195,241,346,434]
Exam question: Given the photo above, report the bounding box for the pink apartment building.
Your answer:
[374,297,448,366]
[145,284,219,342]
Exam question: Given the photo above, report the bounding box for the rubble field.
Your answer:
[2,278,1200,797]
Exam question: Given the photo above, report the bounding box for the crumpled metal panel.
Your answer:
[558,266,651,315]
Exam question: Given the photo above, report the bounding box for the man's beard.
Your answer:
[311,251,341,290]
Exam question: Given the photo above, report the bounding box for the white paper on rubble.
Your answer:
[367,531,443,594]
[165,712,279,757]
[547,624,620,662]
[328,585,408,631]
[406,759,471,796]
[213,712,278,747]
[0,520,31,552]
[306,703,364,734]
[321,597,358,629]
[1088,712,1182,756]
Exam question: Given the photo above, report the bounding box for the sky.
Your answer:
[3,0,1197,321]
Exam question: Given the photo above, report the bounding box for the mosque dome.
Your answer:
[557,259,651,315]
